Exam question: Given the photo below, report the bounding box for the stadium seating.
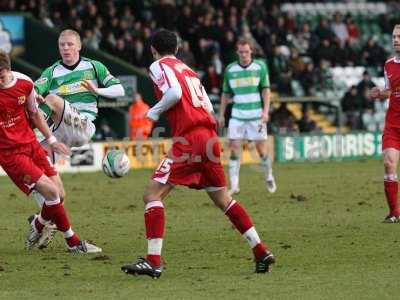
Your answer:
[3,0,397,135]
[281,2,388,16]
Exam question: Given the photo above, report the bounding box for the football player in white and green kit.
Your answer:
[218,38,276,195]
[36,29,124,149]
[30,29,125,249]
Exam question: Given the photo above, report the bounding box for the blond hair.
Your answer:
[59,29,82,47]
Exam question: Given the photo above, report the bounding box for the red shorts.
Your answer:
[0,141,57,195]
[382,126,400,151]
[152,127,227,189]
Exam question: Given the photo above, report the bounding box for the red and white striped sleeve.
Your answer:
[149,59,180,94]
[26,85,38,113]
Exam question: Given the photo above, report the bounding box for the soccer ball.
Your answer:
[102,149,130,178]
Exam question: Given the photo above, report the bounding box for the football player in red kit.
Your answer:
[370,25,400,223]
[121,30,275,278]
[0,50,101,253]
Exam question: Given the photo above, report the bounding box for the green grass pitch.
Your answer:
[0,159,398,299]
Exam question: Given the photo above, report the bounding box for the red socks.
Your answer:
[39,202,80,247]
[145,201,165,267]
[225,200,268,260]
[384,177,400,217]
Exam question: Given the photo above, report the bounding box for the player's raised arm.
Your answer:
[81,61,125,98]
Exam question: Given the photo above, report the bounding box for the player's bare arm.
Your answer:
[29,110,71,156]
[218,93,231,128]
[261,87,271,123]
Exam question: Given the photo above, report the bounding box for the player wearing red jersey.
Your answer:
[370,25,400,223]
[121,30,275,278]
[0,50,101,253]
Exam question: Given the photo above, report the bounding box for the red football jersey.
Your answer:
[0,71,38,149]
[149,56,216,137]
[384,57,400,128]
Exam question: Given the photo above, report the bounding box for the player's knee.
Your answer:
[143,186,158,203]
[229,146,241,157]
[43,184,59,201]
[384,155,397,171]
[384,160,396,172]
[45,94,63,111]
[143,193,159,203]
[59,187,66,200]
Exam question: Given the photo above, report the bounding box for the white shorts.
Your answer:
[227,118,267,141]
[51,100,95,147]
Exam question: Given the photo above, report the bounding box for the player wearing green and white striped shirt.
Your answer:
[35,29,124,149]
[29,29,124,249]
[218,38,276,195]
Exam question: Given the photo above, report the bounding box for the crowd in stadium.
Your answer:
[2,0,400,132]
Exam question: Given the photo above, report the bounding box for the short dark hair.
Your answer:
[0,50,11,71]
[150,29,178,56]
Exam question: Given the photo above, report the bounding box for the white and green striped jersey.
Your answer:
[222,59,270,121]
[35,57,120,121]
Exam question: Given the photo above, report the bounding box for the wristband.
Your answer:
[47,136,57,145]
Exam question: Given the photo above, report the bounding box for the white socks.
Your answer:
[261,156,273,181]
[229,159,240,190]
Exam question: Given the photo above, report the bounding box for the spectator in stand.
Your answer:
[315,19,335,43]
[112,38,131,63]
[297,109,318,133]
[251,20,270,49]
[290,23,316,56]
[379,13,395,35]
[361,37,387,68]
[314,39,336,65]
[82,29,100,50]
[271,46,292,95]
[263,33,279,61]
[71,18,83,33]
[345,15,360,46]
[300,62,319,96]
[220,30,237,65]
[177,40,196,69]
[132,39,145,68]
[50,11,64,29]
[335,40,359,66]
[128,93,153,141]
[153,0,177,30]
[271,102,297,134]
[177,5,194,42]
[288,48,306,79]
[358,71,376,108]
[203,64,221,96]
[315,59,334,92]
[331,13,349,47]
[18,0,396,104]
[272,16,288,45]
[83,2,98,30]
[341,85,363,130]
[100,32,117,54]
